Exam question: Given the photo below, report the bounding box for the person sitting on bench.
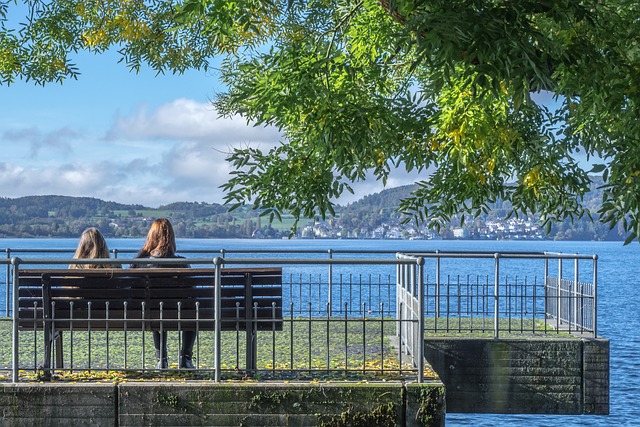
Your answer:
[132,218,196,370]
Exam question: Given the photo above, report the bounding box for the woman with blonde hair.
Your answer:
[69,227,115,269]
[63,227,116,358]
[132,218,195,369]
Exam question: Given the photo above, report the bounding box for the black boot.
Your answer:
[179,331,196,369]
[179,352,194,369]
[155,356,168,369]
[154,331,168,369]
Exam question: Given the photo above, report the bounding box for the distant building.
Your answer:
[453,227,468,238]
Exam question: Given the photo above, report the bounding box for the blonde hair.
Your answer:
[139,218,177,258]
[69,227,112,269]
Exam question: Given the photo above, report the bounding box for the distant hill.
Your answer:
[157,201,228,216]
[0,195,230,238]
[0,196,144,221]
[0,176,626,240]
[332,175,624,242]
[341,184,418,214]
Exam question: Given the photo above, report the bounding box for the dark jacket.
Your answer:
[131,253,190,269]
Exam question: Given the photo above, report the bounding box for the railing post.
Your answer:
[544,255,549,330]
[11,257,21,382]
[328,250,333,317]
[557,258,563,331]
[435,250,440,318]
[395,258,398,333]
[417,257,425,383]
[593,255,598,337]
[494,253,500,339]
[395,255,403,338]
[574,257,579,333]
[6,248,11,316]
[213,256,223,382]
[410,262,416,358]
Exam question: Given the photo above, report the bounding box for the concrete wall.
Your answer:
[423,337,609,415]
[0,381,445,427]
[0,384,116,426]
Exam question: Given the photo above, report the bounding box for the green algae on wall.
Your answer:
[0,381,446,426]
[317,402,398,427]
[415,385,446,427]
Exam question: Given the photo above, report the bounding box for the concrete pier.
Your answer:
[0,381,446,426]
[424,337,609,415]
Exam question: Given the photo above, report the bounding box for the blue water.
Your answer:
[1,238,636,426]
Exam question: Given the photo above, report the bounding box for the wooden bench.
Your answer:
[16,267,283,375]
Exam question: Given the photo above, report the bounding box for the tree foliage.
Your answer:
[3,0,640,241]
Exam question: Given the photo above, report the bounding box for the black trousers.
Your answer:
[153,330,196,358]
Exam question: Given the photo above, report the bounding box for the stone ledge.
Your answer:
[0,381,445,427]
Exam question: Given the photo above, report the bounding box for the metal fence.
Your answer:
[396,251,598,370]
[1,248,597,383]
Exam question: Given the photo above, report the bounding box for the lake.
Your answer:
[1,237,636,426]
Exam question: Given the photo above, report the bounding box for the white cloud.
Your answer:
[105,98,281,148]
[0,98,287,206]
[0,161,114,196]
[2,126,77,158]
[164,142,231,184]
[0,96,431,209]
[90,98,285,206]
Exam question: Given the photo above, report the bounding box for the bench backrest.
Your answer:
[17,268,283,332]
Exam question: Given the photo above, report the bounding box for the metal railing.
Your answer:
[396,251,598,369]
[3,247,407,318]
[1,248,597,384]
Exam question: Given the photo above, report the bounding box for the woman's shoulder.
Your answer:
[131,254,189,269]
[134,249,150,259]
[170,254,190,268]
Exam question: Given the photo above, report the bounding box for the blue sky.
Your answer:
[1,48,429,207]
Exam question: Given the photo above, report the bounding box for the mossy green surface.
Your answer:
[112,382,439,426]
[404,383,446,427]
[317,402,398,427]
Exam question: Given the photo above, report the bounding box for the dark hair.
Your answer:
[138,218,177,258]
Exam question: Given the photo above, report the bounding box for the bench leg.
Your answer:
[42,327,52,379]
[246,329,257,374]
[54,331,63,369]
[42,329,63,379]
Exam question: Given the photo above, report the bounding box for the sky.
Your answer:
[0,47,430,208]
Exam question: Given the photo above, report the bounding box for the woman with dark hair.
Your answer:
[132,218,195,369]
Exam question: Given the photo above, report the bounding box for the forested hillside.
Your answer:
[0,196,255,239]
[0,176,625,241]
[332,176,622,241]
